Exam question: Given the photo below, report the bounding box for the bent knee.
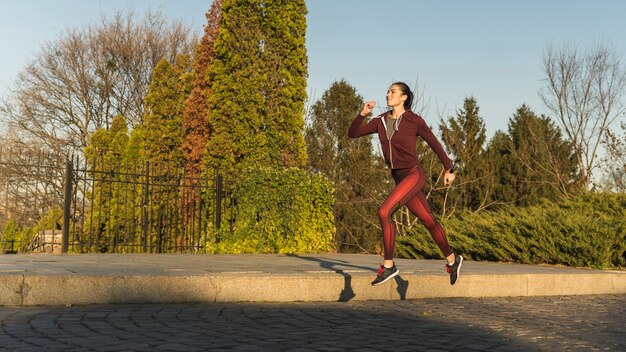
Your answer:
[377,206,391,221]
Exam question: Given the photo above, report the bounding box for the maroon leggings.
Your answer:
[378,166,453,260]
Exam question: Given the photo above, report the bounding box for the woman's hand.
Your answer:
[360,101,376,116]
[444,170,456,186]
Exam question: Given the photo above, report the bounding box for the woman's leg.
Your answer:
[404,192,453,258]
[405,190,463,285]
[377,168,424,261]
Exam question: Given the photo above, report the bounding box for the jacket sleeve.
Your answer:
[416,118,453,170]
[348,114,378,138]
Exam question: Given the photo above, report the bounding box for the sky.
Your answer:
[1,0,625,138]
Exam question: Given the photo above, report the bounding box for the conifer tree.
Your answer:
[483,130,517,205]
[500,105,577,204]
[140,56,192,168]
[259,0,308,167]
[134,56,193,251]
[181,0,223,177]
[305,80,388,253]
[179,1,223,232]
[204,0,308,172]
[440,97,489,211]
[84,115,131,251]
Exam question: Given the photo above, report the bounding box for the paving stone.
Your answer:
[0,295,624,351]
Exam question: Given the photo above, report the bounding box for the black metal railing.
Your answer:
[1,148,230,254]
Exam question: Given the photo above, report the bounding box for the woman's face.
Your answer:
[386,85,406,108]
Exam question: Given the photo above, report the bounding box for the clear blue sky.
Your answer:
[1,0,625,137]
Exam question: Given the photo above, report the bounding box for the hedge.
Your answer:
[396,193,626,268]
[209,167,336,254]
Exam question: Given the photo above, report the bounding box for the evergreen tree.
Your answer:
[140,56,192,168]
[505,105,578,204]
[135,56,193,252]
[84,115,131,251]
[259,0,308,168]
[305,80,388,253]
[181,0,223,177]
[179,1,223,233]
[483,130,517,205]
[440,97,489,211]
[204,0,308,172]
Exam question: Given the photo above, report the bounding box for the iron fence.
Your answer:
[0,148,231,254]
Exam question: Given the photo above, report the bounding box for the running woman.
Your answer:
[348,82,463,286]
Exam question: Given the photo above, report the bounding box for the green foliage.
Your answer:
[140,56,190,167]
[33,206,64,233]
[1,219,20,253]
[440,97,490,211]
[397,192,626,268]
[305,79,389,253]
[205,0,308,172]
[84,115,135,252]
[485,105,579,206]
[482,130,518,204]
[209,167,335,254]
[0,207,63,253]
[82,55,193,253]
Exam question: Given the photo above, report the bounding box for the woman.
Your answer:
[348,82,463,286]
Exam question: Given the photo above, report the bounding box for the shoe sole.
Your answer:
[372,268,400,286]
[451,256,463,285]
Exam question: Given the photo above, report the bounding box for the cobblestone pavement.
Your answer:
[1,294,624,352]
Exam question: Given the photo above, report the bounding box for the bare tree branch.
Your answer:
[1,10,198,156]
[540,42,626,190]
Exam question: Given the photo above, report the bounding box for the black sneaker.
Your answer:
[371,264,399,286]
[445,254,463,285]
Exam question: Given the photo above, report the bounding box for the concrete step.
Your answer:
[1,253,625,306]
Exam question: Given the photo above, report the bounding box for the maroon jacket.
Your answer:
[348,110,452,171]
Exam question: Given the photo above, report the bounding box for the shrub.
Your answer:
[209,167,335,254]
[397,193,626,268]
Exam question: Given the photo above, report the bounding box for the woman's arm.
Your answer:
[348,101,379,138]
[416,118,453,171]
[348,114,378,138]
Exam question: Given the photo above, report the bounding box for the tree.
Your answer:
[305,79,388,253]
[136,56,193,251]
[482,130,517,205]
[83,115,132,252]
[204,0,308,173]
[485,105,578,206]
[602,122,626,191]
[181,0,223,178]
[507,105,578,202]
[0,137,65,233]
[440,97,489,211]
[139,56,192,168]
[180,1,223,231]
[1,10,198,155]
[540,43,626,191]
[257,0,309,168]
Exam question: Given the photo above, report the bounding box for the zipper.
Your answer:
[382,113,399,169]
[389,130,395,169]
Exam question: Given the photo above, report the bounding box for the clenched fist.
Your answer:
[360,101,376,116]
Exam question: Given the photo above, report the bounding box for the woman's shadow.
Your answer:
[286,254,409,301]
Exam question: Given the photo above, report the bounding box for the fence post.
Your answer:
[143,160,150,252]
[62,159,73,253]
[215,170,222,243]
